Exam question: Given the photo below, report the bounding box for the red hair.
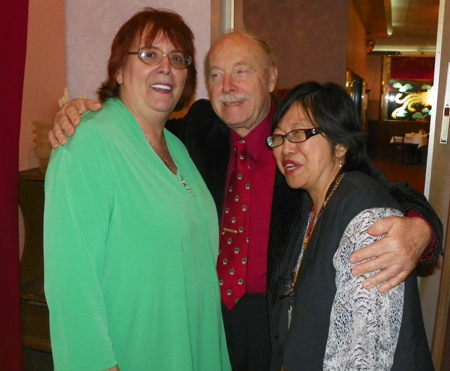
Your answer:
[97,8,196,110]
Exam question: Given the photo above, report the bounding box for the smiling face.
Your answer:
[272,103,346,200]
[116,33,188,122]
[206,33,278,137]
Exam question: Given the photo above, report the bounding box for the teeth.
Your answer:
[285,164,296,171]
[151,84,171,91]
[224,100,245,106]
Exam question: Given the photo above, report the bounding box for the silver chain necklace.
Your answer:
[144,135,172,172]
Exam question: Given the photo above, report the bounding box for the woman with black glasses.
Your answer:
[267,82,434,371]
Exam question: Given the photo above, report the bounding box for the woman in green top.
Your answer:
[44,8,230,371]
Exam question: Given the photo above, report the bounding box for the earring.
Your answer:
[339,157,343,169]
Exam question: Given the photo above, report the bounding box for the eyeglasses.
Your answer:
[127,47,192,70]
[266,128,323,148]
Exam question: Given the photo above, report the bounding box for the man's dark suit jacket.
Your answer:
[166,99,443,371]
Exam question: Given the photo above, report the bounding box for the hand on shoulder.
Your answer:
[49,98,102,148]
[349,215,430,294]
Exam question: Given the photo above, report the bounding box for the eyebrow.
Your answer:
[142,45,184,53]
[274,121,302,131]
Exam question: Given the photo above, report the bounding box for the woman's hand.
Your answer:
[349,216,430,294]
[48,98,102,148]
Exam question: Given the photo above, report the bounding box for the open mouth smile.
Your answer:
[282,161,300,174]
[150,84,172,92]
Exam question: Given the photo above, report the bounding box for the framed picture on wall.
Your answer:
[385,79,433,121]
[381,56,435,122]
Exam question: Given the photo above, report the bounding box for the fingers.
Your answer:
[351,245,416,294]
[377,271,410,294]
[353,255,412,291]
[61,103,82,134]
[351,216,428,267]
[349,235,400,265]
[350,234,417,294]
[84,99,102,112]
[351,248,392,280]
[359,266,410,294]
[50,102,79,147]
[368,216,430,252]
[350,215,431,294]
[48,128,64,148]
[50,110,72,148]
[49,99,102,148]
[366,215,398,237]
[351,237,416,273]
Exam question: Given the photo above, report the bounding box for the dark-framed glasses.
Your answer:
[128,47,192,70]
[266,128,324,148]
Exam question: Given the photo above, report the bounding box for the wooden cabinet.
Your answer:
[19,168,51,352]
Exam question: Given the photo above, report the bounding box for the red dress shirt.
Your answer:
[223,101,277,293]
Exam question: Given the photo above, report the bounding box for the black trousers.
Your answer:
[221,293,271,371]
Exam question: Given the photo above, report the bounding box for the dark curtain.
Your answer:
[390,56,436,81]
[0,1,29,369]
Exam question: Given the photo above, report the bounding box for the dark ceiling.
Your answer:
[355,0,439,56]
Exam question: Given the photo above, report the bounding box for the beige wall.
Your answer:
[65,0,211,102]
[19,0,67,171]
[18,0,67,257]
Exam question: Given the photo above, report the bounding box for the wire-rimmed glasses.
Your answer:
[128,47,192,70]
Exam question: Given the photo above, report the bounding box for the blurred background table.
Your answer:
[404,132,429,148]
[390,132,429,165]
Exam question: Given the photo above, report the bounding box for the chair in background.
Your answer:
[390,132,407,163]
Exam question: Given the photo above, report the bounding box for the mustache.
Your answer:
[218,95,248,103]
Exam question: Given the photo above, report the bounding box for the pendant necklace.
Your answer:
[145,134,173,172]
[144,133,195,196]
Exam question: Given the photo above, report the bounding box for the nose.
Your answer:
[281,137,296,156]
[156,54,172,74]
[222,73,236,93]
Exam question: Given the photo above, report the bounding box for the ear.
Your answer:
[268,66,278,93]
[334,143,348,159]
[116,69,124,85]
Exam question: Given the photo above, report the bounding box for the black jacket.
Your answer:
[280,172,434,370]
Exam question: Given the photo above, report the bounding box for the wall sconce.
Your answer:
[366,38,376,54]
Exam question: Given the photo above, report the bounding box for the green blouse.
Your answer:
[44,99,231,371]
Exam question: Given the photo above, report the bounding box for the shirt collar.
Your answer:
[229,99,277,160]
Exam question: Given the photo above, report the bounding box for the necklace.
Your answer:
[302,172,346,248]
[145,134,172,172]
[286,172,346,326]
